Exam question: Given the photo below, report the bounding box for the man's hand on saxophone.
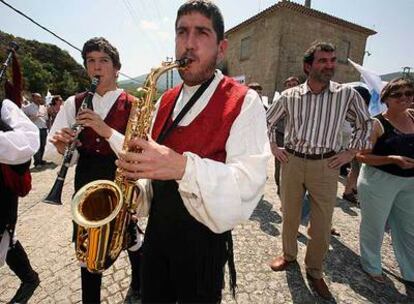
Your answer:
[116,136,187,181]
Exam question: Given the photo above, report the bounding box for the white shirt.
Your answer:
[138,70,271,233]
[22,102,48,129]
[0,99,40,164]
[44,89,125,164]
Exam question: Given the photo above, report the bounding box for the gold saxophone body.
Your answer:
[71,59,189,272]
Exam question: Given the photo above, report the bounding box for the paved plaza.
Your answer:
[0,160,413,303]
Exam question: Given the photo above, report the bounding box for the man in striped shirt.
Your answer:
[267,42,372,299]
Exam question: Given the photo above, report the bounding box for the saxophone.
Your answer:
[71,58,189,273]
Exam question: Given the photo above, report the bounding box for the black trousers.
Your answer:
[6,241,38,283]
[141,218,227,304]
[33,128,47,166]
[80,248,142,303]
[141,242,223,304]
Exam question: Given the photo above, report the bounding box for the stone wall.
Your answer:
[224,7,372,98]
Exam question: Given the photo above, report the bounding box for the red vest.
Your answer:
[151,76,247,162]
[75,91,133,156]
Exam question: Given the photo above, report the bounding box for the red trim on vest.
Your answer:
[151,76,247,163]
[75,91,133,156]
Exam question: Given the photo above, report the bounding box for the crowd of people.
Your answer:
[7,91,65,170]
[1,0,413,303]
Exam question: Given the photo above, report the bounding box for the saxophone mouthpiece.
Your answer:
[177,57,191,67]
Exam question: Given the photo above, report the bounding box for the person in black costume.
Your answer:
[117,1,270,303]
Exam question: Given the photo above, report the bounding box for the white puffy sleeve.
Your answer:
[0,99,40,164]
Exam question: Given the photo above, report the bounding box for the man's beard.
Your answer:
[179,56,217,85]
[313,69,334,84]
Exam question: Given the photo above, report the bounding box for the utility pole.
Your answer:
[166,56,173,89]
[402,66,412,79]
[170,67,174,89]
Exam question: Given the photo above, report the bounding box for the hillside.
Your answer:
[119,69,183,94]
[0,31,89,98]
[381,71,414,81]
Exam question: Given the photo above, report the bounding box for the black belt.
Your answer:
[285,147,336,160]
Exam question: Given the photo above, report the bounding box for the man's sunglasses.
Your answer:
[389,91,414,98]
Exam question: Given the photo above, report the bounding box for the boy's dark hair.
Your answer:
[353,86,371,106]
[176,0,224,42]
[81,37,121,70]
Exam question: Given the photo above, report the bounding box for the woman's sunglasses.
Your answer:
[389,90,414,99]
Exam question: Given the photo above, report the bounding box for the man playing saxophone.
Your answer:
[44,37,141,303]
[117,1,271,302]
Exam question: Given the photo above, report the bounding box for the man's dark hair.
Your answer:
[353,86,371,106]
[247,82,262,91]
[303,42,336,66]
[51,95,63,106]
[284,76,300,86]
[176,0,225,42]
[81,37,121,70]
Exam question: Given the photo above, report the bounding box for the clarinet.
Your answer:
[43,76,100,205]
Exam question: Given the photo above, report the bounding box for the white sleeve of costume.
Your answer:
[0,99,40,164]
[44,96,79,165]
[177,90,271,233]
[134,179,153,217]
[107,130,125,157]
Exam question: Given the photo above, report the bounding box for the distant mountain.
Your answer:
[119,69,183,94]
[381,71,414,81]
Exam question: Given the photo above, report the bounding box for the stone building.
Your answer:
[223,0,376,97]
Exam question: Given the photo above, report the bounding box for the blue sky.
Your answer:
[1,0,413,81]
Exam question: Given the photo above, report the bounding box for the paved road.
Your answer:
[0,161,412,303]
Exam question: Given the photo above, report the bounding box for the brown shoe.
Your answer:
[269,256,294,272]
[306,273,332,300]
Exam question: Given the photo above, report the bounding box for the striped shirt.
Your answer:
[266,81,372,154]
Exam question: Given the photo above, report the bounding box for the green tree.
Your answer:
[57,70,78,98]
[0,30,90,95]
[21,53,53,94]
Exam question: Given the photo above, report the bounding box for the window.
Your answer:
[240,36,251,61]
[337,40,351,64]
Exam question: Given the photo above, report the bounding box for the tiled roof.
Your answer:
[225,0,376,36]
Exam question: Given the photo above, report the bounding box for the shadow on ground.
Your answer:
[326,236,411,303]
[30,162,58,173]
[250,198,282,236]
